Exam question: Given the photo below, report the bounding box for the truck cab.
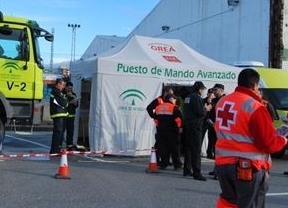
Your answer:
[0,11,53,152]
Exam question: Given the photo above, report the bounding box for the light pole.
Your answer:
[68,23,80,64]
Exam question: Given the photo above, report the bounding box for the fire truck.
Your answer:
[0,11,53,152]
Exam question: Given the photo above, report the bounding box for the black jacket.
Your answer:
[63,90,79,117]
[50,87,68,118]
[183,91,206,126]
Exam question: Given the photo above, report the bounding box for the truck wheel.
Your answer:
[0,119,4,152]
[271,148,286,159]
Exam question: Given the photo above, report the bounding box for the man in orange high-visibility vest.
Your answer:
[146,86,174,164]
[155,93,182,170]
[214,68,287,208]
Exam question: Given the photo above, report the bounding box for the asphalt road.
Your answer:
[1,131,288,208]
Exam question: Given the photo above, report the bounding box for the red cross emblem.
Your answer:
[216,101,237,130]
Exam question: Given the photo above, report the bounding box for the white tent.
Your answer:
[71,35,240,156]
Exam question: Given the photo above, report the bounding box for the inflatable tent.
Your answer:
[71,35,239,156]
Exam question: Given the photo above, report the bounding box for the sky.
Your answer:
[0,0,160,67]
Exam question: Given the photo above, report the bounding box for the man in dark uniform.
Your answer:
[63,81,79,150]
[50,78,68,154]
[208,84,226,179]
[182,81,212,181]
[202,88,215,153]
[207,84,226,159]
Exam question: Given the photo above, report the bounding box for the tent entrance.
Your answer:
[162,82,193,106]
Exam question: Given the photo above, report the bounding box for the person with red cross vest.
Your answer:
[154,93,183,170]
[214,68,287,208]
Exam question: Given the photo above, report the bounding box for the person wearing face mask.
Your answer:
[182,81,212,181]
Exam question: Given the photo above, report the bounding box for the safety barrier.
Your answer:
[0,148,153,159]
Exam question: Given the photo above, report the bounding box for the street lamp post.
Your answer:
[68,23,80,64]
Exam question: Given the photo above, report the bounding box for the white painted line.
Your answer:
[6,135,50,149]
[83,156,129,163]
[266,192,288,196]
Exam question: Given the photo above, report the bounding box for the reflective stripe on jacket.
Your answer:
[155,102,182,132]
[50,88,69,119]
[214,90,271,170]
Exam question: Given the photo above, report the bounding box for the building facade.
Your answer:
[127,0,287,68]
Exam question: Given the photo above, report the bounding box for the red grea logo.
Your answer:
[149,43,181,62]
[150,44,176,53]
[162,55,181,62]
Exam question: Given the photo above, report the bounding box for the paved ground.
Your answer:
[1,131,288,208]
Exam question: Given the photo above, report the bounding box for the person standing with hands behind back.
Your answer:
[50,78,69,154]
[63,81,79,150]
[214,68,287,208]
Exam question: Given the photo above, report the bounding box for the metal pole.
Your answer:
[49,28,55,70]
[68,24,80,65]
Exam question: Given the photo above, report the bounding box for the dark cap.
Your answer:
[193,81,206,90]
[213,83,224,90]
[164,93,176,101]
[55,78,65,84]
[208,88,214,93]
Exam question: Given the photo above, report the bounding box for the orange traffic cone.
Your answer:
[146,147,159,173]
[54,149,71,179]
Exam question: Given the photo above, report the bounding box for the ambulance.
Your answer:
[256,67,288,158]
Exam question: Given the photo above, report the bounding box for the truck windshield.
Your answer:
[0,28,29,60]
[261,88,288,110]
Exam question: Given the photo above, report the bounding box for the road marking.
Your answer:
[266,192,288,196]
[6,135,50,149]
[87,158,130,163]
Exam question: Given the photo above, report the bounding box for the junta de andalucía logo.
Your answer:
[119,88,147,106]
[1,62,22,73]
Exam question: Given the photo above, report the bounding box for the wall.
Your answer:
[128,0,271,66]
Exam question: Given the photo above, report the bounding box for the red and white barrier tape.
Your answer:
[0,148,153,159]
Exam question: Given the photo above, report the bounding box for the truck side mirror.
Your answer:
[45,33,54,42]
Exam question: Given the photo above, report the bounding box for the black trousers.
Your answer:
[206,126,217,157]
[50,117,65,154]
[183,123,203,176]
[157,131,182,168]
[64,117,75,146]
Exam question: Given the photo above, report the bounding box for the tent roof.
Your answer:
[71,35,239,82]
[99,35,237,69]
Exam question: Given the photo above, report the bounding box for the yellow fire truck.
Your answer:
[0,11,53,151]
